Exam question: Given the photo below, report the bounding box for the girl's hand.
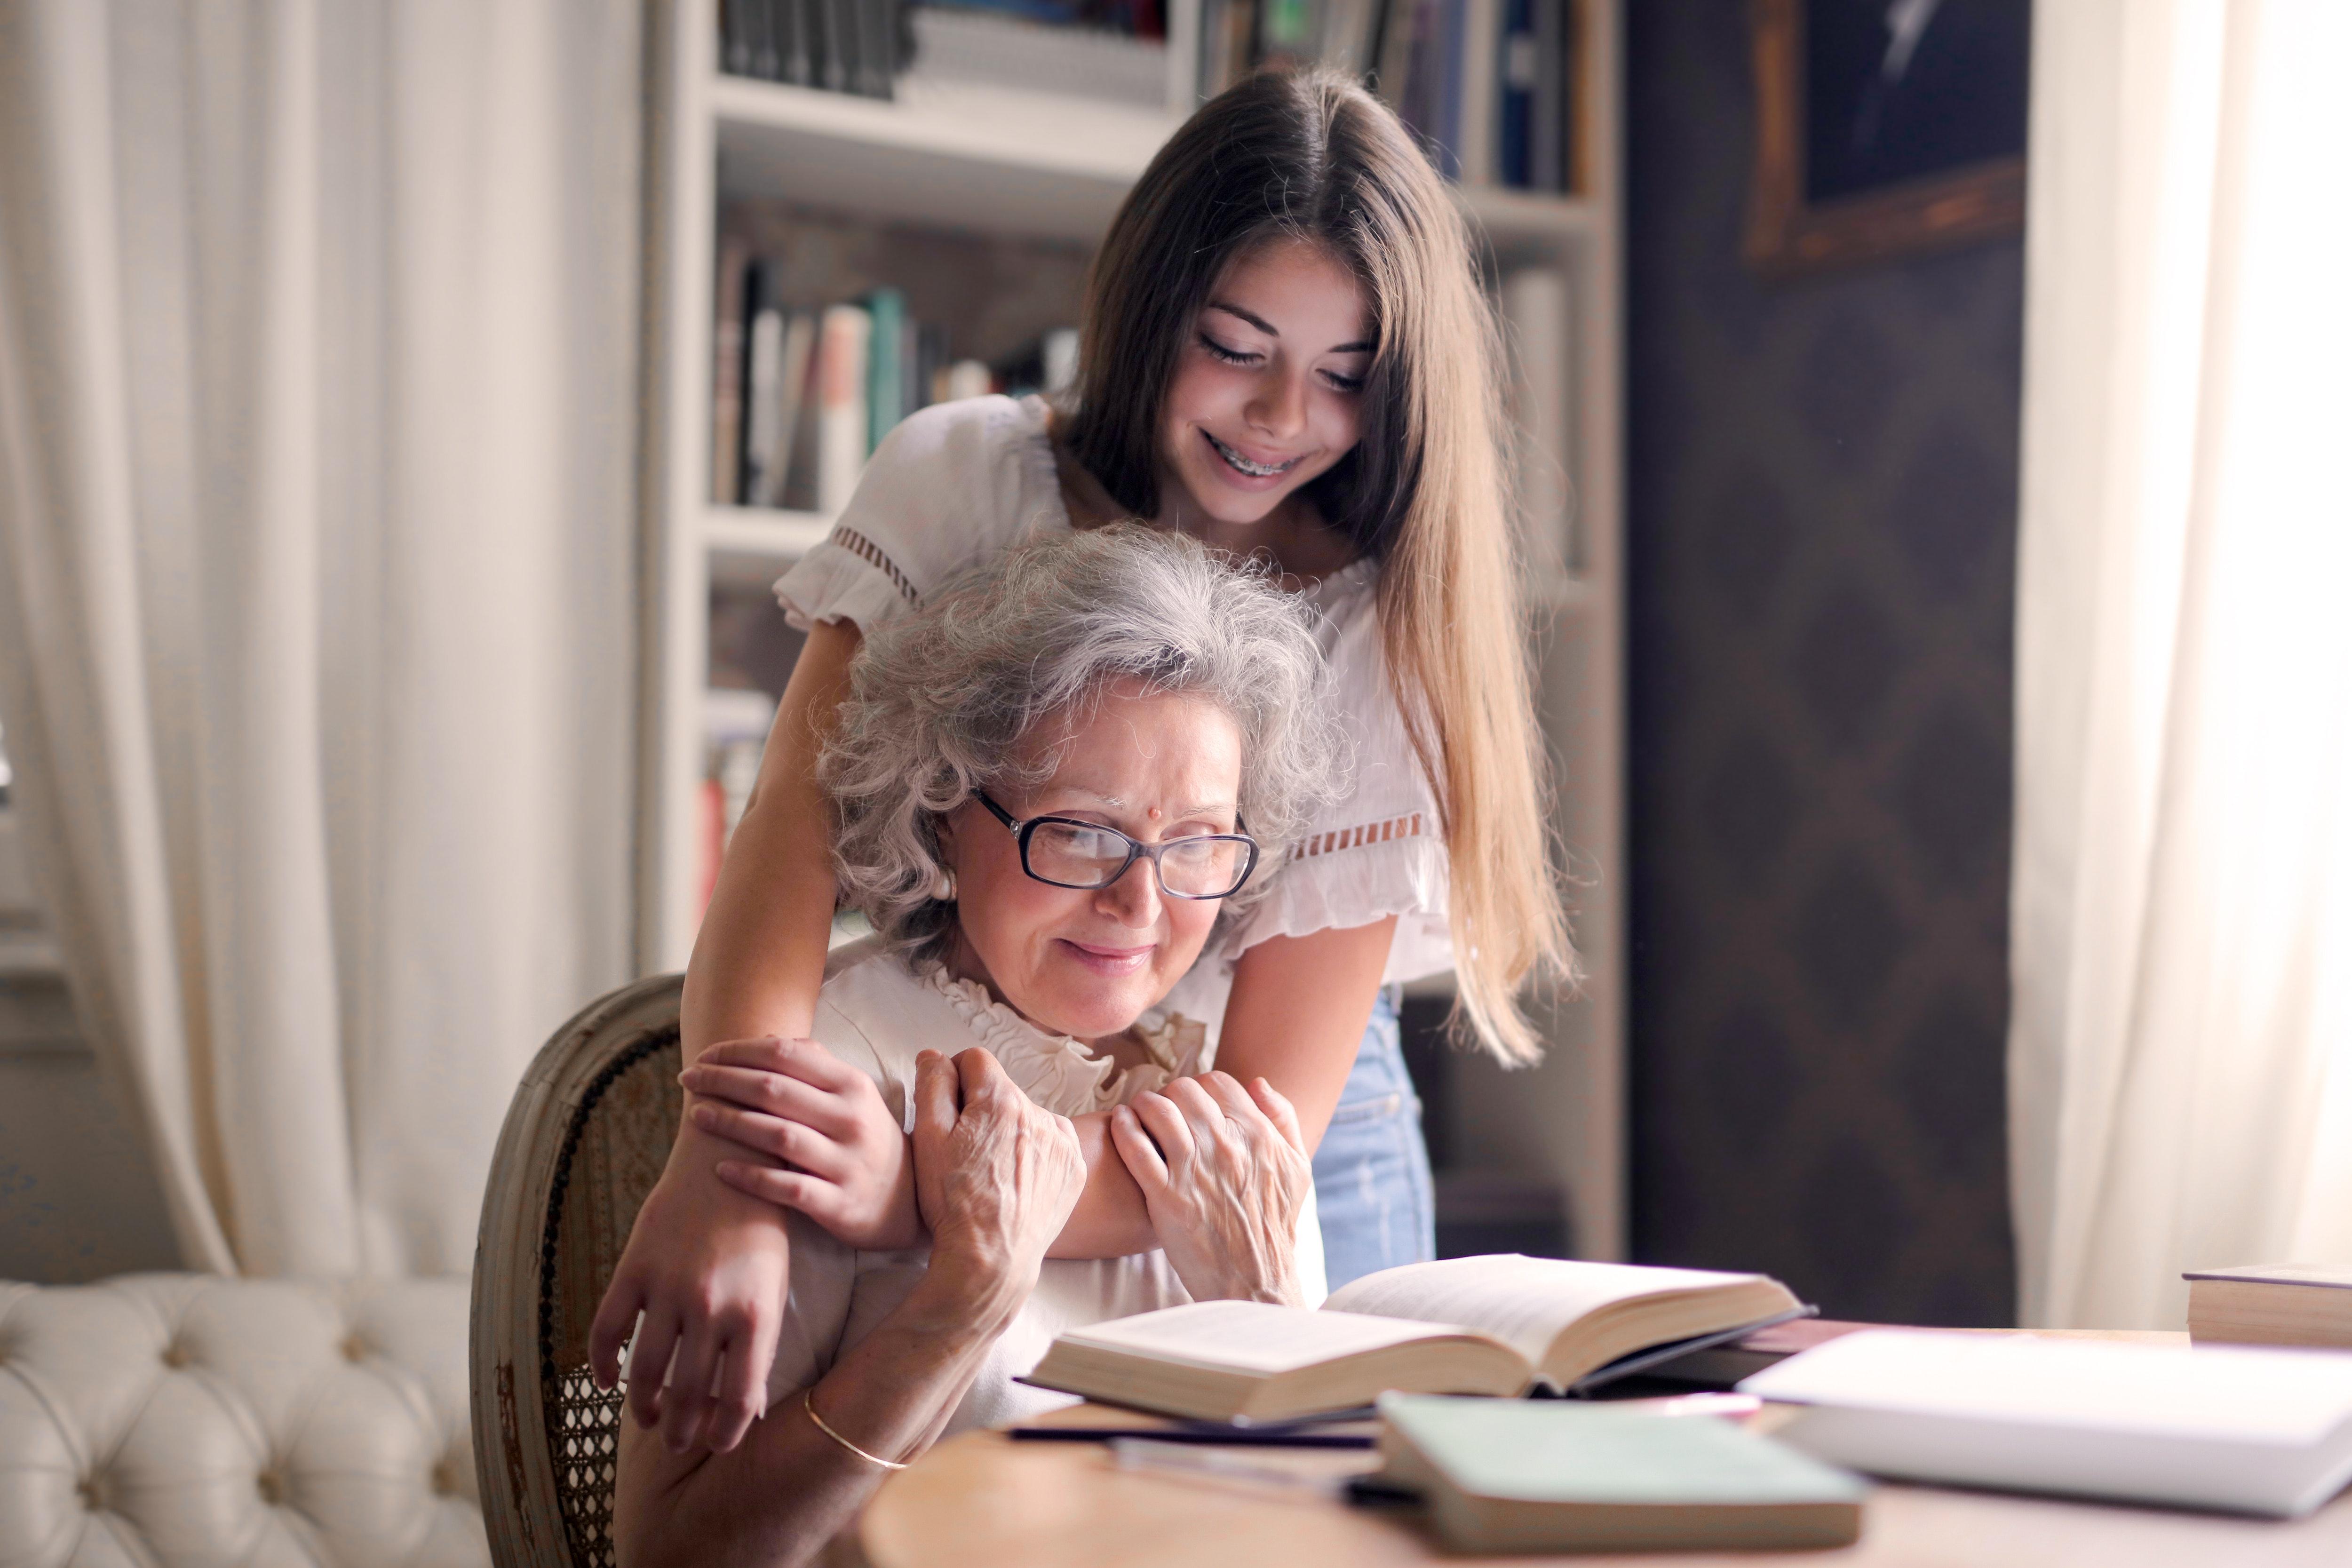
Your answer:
[683,1037,924,1252]
[1109,1071,1311,1306]
[911,1048,1087,1302]
[588,1135,792,1457]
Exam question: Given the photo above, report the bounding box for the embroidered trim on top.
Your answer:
[1292,812,1426,860]
[830,525,920,605]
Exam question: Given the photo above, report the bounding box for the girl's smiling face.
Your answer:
[1157,238,1374,536]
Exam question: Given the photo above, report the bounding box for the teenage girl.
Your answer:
[593,66,1572,1456]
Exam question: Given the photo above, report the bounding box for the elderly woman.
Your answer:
[613,525,1341,1567]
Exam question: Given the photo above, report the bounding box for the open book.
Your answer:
[1024,1255,1806,1423]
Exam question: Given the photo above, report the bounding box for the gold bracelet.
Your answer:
[803,1390,909,1472]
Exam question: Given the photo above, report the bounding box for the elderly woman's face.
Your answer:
[937,680,1243,1044]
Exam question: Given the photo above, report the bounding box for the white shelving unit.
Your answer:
[640,0,1624,1257]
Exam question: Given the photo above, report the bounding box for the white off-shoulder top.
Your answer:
[775,394,1454,1044]
[760,936,1327,1432]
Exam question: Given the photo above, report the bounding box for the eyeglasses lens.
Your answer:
[1025,821,1248,897]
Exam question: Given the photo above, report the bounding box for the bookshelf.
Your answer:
[640,0,1624,1257]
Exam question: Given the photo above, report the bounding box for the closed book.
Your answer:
[1529,0,1564,191]
[864,288,906,455]
[2186,1263,2352,1350]
[749,309,815,509]
[1496,0,1533,186]
[1026,1254,1806,1422]
[1455,0,1500,185]
[710,238,752,504]
[814,303,872,515]
[740,261,786,506]
[1742,1328,2352,1518]
[1377,1394,1866,1553]
[778,0,814,84]
[818,0,855,91]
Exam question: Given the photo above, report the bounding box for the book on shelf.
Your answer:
[1023,1253,1807,1422]
[1198,0,1575,194]
[712,244,1075,509]
[814,303,873,516]
[1375,1394,1867,1553]
[710,236,752,506]
[720,0,903,97]
[2185,1262,2352,1350]
[1740,1328,2352,1518]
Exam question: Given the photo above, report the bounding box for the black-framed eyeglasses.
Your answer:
[975,791,1260,900]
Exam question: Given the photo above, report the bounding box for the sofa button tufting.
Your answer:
[432,1455,461,1495]
[341,1332,367,1361]
[161,1342,191,1369]
[256,1467,286,1505]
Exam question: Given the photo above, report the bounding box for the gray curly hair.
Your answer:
[822,522,1343,963]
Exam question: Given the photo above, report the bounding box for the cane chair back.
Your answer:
[470,974,683,1568]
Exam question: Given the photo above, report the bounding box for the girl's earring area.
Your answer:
[931,863,957,902]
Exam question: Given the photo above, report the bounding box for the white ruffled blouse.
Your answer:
[759,937,1327,1435]
[774,393,1454,1045]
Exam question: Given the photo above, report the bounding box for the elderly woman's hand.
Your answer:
[1109,1072,1311,1307]
[912,1048,1087,1305]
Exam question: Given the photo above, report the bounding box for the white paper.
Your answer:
[1743,1329,2352,1445]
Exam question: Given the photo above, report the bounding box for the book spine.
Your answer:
[780,0,813,85]
[710,239,751,504]
[855,0,895,97]
[742,263,784,507]
[1498,0,1533,188]
[721,0,755,76]
[819,0,854,92]
[1434,0,1467,181]
[816,303,873,514]
[1531,0,1564,192]
[865,288,906,454]
[1498,267,1570,570]
[1458,0,1499,186]
[767,310,818,509]
[945,358,993,402]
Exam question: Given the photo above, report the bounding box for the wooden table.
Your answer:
[860,1339,2352,1568]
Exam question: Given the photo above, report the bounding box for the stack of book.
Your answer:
[719,0,911,97]
[1199,0,1577,192]
[711,239,1078,512]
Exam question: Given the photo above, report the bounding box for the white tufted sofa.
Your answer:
[0,1274,488,1568]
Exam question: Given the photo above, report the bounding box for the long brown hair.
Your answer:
[1062,67,1574,1062]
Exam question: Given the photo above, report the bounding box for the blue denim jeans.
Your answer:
[1311,987,1435,1290]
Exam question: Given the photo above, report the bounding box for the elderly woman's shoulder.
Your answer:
[810,934,943,1086]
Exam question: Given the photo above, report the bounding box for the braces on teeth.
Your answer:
[1208,432,1295,478]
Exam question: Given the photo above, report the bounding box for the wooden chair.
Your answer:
[470,975,684,1568]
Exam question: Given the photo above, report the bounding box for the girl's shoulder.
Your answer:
[842,393,1065,556]
[779,394,1066,631]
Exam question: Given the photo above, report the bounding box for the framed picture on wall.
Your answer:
[1745,0,2029,277]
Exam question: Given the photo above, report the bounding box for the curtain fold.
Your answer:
[2010,0,2352,1329]
[0,0,638,1276]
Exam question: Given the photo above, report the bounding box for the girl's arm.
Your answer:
[613,1046,1083,1568]
[690,918,1398,1264]
[1044,916,1395,1258]
[587,619,864,1458]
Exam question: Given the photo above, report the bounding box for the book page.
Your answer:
[1058,1299,1466,1376]
[1743,1329,2352,1444]
[1323,1256,1765,1367]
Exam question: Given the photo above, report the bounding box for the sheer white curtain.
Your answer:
[2010,0,2352,1329]
[0,0,638,1275]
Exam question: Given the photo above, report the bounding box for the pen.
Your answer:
[1009,1425,1375,1449]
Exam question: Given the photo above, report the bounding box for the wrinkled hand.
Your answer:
[1110,1072,1311,1306]
[912,1048,1086,1299]
[682,1037,922,1250]
[587,1122,791,1456]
